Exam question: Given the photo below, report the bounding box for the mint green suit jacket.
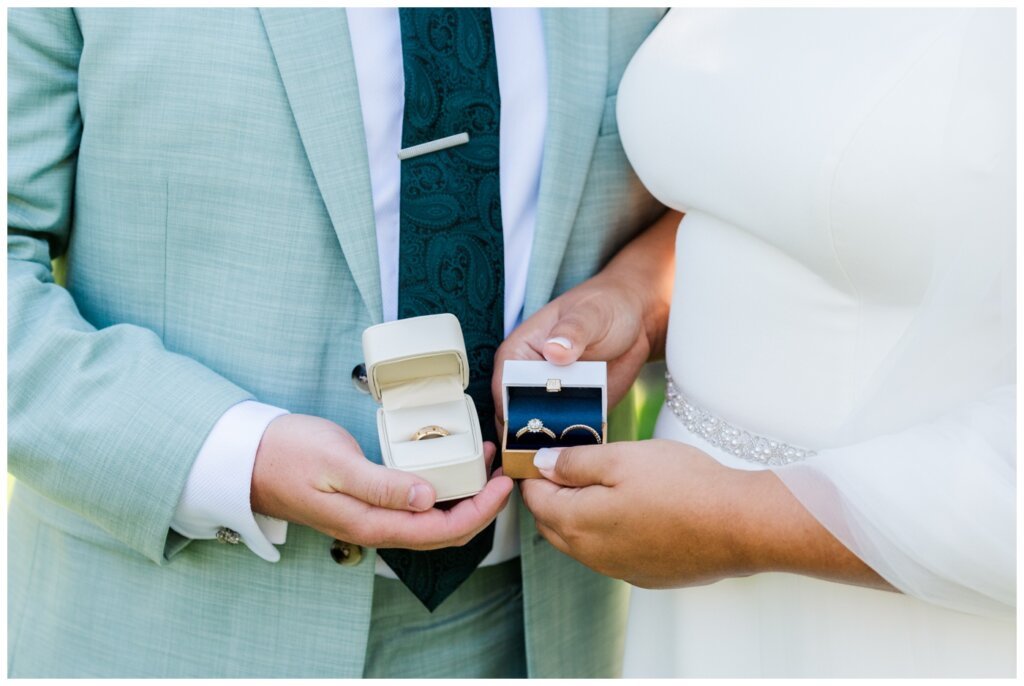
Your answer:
[7,8,665,677]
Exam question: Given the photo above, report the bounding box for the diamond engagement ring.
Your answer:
[559,424,602,443]
[515,418,556,440]
[412,425,450,441]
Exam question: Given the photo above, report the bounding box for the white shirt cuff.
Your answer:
[171,400,290,562]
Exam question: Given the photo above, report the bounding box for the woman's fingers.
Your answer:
[534,445,621,487]
[540,296,612,366]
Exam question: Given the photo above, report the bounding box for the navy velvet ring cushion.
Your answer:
[505,386,604,449]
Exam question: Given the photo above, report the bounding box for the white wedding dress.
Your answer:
[617,9,1015,678]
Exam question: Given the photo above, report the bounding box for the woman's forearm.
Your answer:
[734,469,895,591]
[590,210,890,590]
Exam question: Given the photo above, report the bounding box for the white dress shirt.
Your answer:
[172,8,547,575]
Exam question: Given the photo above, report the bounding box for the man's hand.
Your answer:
[250,414,514,550]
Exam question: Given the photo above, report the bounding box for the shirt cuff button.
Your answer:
[216,527,241,545]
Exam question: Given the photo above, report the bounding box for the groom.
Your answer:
[7,7,665,678]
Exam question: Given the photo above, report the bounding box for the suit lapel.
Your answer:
[523,9,610,315]
[260,9,383,323]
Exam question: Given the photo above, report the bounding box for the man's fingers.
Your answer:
[439,473,515,540]
[323,474,514,550]
[482,441,497,474]
[533,445,619,487]
[328,439,499,513]
[395,474,514,549]
[329,457,437,512]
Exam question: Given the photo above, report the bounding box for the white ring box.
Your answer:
[362,313,487,501]
[501,359,608,479]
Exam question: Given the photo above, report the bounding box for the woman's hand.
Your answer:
[520,439,892,591]
[492,210,681,426]
[520,439,755,588]
[492,271,653,418]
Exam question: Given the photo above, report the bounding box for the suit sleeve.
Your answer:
[8,8,255,564]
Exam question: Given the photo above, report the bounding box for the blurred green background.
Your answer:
[607,361,666,443]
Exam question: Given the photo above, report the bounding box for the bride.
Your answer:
[500,8,1015,678]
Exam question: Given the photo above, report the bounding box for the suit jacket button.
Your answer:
[330,539,363,566]
[351,364,370,394]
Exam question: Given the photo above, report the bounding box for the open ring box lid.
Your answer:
[362,313,486,501]
[501,359,608,478]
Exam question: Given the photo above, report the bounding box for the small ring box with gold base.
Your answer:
[362,313,487,501]
[501,359,608,479]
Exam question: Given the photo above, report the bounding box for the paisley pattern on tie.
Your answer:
[381,8,505,612]
[397,8,504,434]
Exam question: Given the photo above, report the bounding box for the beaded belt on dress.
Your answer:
[665,373,815,466]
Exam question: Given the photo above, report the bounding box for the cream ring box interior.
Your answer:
[362,313,487,502]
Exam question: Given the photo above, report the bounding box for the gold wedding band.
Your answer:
[515,418,556,440]
[559,424,602,443]
[412,425,450,441]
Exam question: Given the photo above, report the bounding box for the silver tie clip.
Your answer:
[397,132,470,161]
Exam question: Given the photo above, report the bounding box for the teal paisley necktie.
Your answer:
[380,8,505,612]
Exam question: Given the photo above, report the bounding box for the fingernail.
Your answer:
[408,484,433,510]
[545,337,572,350]
[534,447,562,472]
